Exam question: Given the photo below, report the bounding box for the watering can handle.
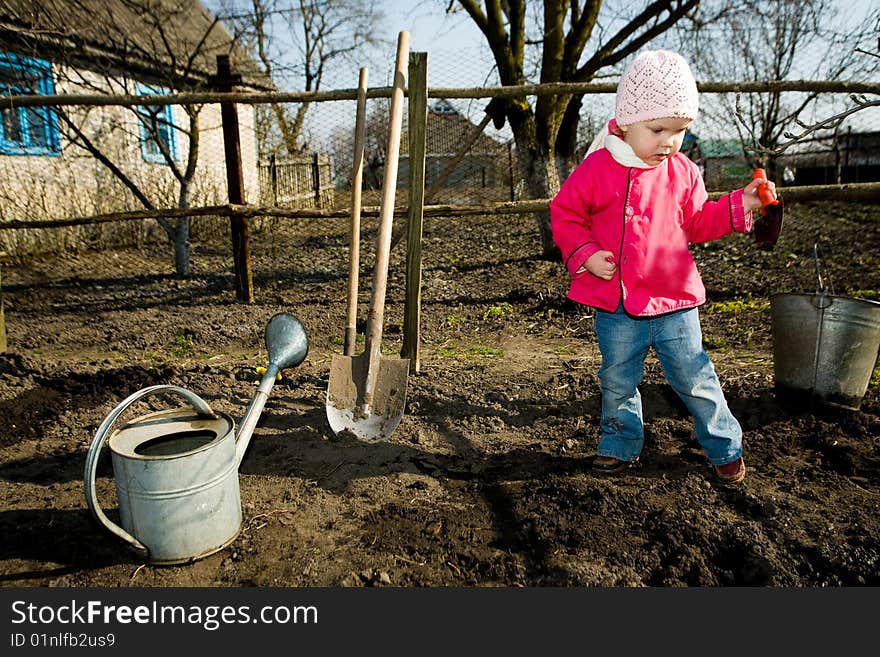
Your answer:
[83,384,218,557]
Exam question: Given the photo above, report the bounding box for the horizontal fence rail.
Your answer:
[2,181,878,232]
[4,80,880,109]
[1,73,878,265]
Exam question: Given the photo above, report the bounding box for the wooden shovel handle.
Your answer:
[364,31,410,361]
[344,67,369,356]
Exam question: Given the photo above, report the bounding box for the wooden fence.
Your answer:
[258,153,334,209]
[0,251,6,353]
[1,63,879,349]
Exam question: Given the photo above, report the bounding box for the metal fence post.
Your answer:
[215,54,253,304]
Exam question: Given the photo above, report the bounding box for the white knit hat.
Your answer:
[615,50,699,126]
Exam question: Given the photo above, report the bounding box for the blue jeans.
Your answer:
[593,303,742,466]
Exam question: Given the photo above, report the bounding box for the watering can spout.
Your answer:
[234,313,310,465]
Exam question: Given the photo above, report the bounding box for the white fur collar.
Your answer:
[585,123,656,169]
[604,134,656,168]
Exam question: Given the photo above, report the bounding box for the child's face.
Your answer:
[620,117,693,166]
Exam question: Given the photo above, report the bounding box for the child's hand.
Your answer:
[586,250,617,280]
[743,175,777,213]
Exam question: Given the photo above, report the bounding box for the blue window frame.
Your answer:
[136,84,177,164]
[0,53,61,156]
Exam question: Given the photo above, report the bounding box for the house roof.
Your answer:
[0,0,270,90]
[777,130,880,166]
[402,101,507,156]
[698,139,743,158]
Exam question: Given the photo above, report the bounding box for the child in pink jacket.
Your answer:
[550,50,776,484]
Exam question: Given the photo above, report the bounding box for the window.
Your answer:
[136,84,177,164]
[0,53,61,156]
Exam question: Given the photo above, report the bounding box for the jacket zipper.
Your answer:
[619,168,633,307]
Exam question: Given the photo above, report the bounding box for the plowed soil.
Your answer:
[1,199,879,587]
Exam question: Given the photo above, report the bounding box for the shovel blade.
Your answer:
[326,353,409,442]
[754,199,784,250]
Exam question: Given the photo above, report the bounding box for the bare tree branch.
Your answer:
[737,93,880,155]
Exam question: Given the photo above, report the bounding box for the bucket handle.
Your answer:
[811,243,835,310]
[83,384,218,558]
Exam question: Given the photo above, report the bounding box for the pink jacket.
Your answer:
[550,148,753,316]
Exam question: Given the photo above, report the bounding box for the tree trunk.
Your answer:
[171,166,195,278]
[172,218,191,278]
[515,139,560,259]
[555,95,584,181]
[454,0,702,260]
[508,106,561,260]
[168,109,202,279]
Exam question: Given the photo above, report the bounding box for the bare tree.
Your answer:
[748,94,880,157]
[678,0,880,175]
[453,0,701,258]
[219,0,383,156]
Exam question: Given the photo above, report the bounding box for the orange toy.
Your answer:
[751,168,784,250]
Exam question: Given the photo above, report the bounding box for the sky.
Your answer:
[374,0,879,136]
[379,1,487,80]
[206,0,879,146]
[207,1,878,86]
[380,0,878,61]
[324,0,496,90]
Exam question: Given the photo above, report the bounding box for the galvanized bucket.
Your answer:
[771,292,880,410]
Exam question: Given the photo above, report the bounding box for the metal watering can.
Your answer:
[84,313,309,564]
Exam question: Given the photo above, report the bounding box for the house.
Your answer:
[777,130,880,185]
[397,99,514,204]
[686,129,880,190]
[0,0,268,257]
[682,136,750,191]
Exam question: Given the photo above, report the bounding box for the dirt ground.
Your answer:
[1,198,879,588]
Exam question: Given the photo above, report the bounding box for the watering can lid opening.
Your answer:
[108,408,234,460]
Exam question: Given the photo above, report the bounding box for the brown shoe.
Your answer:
[715,457,746,484]
[593,455,638,475]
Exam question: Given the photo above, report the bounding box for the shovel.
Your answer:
[752,167,784,250]
[343,66,369,357]
[326,32,410,442]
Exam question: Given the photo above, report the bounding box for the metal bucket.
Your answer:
[771,292,880,410]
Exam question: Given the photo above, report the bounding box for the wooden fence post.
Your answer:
[0,253,6,353]
[508,141,515,201]
[402,51,428,373]
[269,153,278,205]
[312,152,322,208]
[215,54,254,303]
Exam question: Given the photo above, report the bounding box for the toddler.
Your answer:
[550,50,776,484]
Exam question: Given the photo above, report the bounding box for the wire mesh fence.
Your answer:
[0,48,878,260]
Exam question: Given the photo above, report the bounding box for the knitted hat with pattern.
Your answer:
[615,50,699,126]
